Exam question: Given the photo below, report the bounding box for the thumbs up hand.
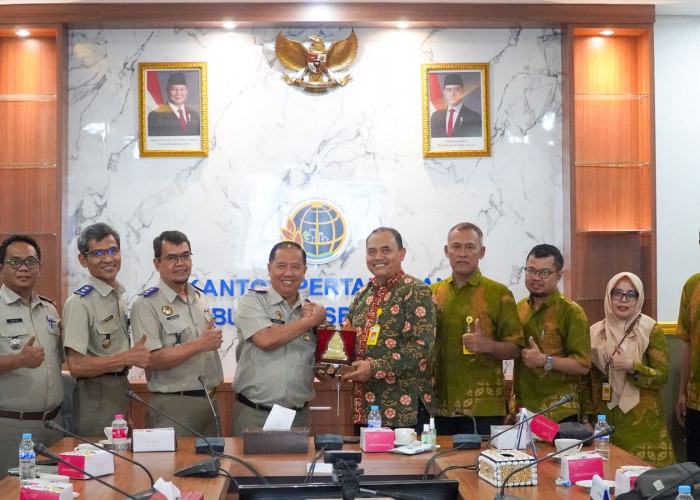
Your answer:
[19,336,45,368]
[522,336,546,369]
[462,318,492,354]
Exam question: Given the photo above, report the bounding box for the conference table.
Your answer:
[0,436,649,499]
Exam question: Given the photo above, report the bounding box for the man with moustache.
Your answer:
[0,235,63,479]
[231,241,327,436]
[514,244,591,423]
[64,223,150,437]
[130,231,223,436]
[430,223,523,436]
[343,228,436,434]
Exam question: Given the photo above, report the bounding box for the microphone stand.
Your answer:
[33,444,137,500]
[494,426,615,500]
[126,390,220,478]
[44,420,157,499]
[196,375,225,453]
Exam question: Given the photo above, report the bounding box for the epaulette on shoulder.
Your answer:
[249,286,267,294]
[38,295,55,304]
[139,287,159,297]
[73,285,94,297]
[191,283,204,293]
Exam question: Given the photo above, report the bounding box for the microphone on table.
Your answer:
[493,425,615,500]
[33,443,138,500]
[126,390,220,478]
[44,420,157,499]
[196,375,225,454]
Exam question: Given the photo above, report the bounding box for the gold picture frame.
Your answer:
[422,63,490,158]
[138,62,208,157]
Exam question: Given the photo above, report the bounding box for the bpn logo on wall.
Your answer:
[281,200,348,264]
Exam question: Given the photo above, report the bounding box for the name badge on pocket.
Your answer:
[367,325,380,345]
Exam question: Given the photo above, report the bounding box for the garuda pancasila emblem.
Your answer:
[275,30,358,93]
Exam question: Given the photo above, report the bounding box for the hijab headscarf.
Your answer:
[590,271,656,413]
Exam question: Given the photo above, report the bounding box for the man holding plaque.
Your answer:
[342,228,436,434]
[231,241,327,436]
[430,223,524,436]
[514,244,591,423]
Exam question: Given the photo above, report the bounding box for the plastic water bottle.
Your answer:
[367,406,382,428]
[676,485,693,500]
[421,424,431,445]
[111,414,129,451]
[594,414,610,460]
[18,433,36,482]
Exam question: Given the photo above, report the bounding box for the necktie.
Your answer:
[178,108,187,131]
[447,108,455,137]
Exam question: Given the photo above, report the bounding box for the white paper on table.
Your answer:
[262,404,296,430]
[590,474,611,500]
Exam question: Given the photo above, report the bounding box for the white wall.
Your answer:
[655,16,700,321]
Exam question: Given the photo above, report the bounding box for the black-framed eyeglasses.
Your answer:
[523,267,557,279]
[84,246,120,259]
[159,252,193,264]
[611,289,639,301]
[4,257,40,269]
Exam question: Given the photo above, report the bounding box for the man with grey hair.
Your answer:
[63,223,150,437]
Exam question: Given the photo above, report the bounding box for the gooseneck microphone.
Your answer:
[494,425,615,500]
[197,375,225,453]
[34,443,138,500]
[126,390,220,478]
[44,420,157,499]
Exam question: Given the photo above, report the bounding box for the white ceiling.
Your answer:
[0,0,699,16]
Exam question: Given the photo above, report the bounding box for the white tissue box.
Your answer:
[132,427,177,452]
[58,449,114,479]
[489,425,532,449]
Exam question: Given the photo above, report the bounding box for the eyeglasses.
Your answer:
[611,289,639,301]
[523,267,557,279]
[159,252,192,264]
[4,257,40,269]
[84,246,120,258]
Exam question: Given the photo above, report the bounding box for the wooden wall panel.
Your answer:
[0,37,56,95]
[0,101,57,164]
[0,169,60,233]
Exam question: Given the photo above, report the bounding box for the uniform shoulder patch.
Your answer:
[139,287,159,297]
[73,285,94,296]
[191,283,205,293]
[249,285,268,294]
[38,295,55,304]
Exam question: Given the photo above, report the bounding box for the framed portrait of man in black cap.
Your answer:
[138,62,208,157]
[421,63,490,157]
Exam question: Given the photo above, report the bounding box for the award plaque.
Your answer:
[315,326,357,375]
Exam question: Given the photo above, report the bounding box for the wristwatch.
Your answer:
[543,355,554,371]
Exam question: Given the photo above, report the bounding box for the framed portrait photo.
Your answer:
[422,63,490,158]
[138,62,208,157]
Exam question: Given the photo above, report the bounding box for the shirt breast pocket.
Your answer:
[0,321,30,352]
[163,322,189,347]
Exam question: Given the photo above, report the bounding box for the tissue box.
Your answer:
[243,428,309,454]
[489,425,532,449]
[20,480,73,500]
[477,448,537,487]
[615,466,652,495]
[132,427,177,452]
[360,427,394,452]
[560,451,604,483]
[58,449,114,479]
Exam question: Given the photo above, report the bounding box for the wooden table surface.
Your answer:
[0,436,650,500]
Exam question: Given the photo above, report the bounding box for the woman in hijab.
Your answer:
[590,271,675,467]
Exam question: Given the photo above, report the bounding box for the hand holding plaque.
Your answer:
[315,325,357,376]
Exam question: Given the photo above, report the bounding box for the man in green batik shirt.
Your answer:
[675,270,700,465]
[430,223,524,436]
[515,244,591,423]
[342,227,436,434]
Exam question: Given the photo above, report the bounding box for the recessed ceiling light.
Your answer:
[599,29,614,36]
[16,29,30,37]
[222,21,236,30]
[395,21,411,29]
